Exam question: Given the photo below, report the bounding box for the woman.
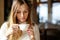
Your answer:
[0,0,40,40]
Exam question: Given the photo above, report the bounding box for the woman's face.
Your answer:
[16,3,29,23]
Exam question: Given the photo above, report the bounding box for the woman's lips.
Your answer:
[21,18,25,20]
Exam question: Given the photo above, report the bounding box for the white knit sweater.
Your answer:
[0,22,40,40]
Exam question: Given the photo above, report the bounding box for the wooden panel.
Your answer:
[0,0,4,27]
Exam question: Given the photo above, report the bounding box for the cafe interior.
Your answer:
[0,0,60,40]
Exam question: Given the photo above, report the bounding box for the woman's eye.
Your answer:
[17,11,21,13]
[24,11,28,13]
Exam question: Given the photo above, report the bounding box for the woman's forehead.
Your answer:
[16,3,29,10]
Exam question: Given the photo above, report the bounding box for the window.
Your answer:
[37,4,48,23]
[52,3,60,24]
[40,0,48,2]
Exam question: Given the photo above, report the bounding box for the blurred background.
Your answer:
[0,0,60,40]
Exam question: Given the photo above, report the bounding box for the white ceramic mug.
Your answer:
[19,24,29,31]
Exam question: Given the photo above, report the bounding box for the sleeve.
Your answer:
[0,22,8,40]
[33,24,40,40]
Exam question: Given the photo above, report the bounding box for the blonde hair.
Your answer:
[7,0,32,27]
[7,0,32,40]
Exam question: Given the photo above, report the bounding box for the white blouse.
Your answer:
[0,22,40,40]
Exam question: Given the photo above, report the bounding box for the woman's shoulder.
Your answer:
[0,22,8,37]
[0,22,8,29]
[32,23,40,40]
[1,22,8,26]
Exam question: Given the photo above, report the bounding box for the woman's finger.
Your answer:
[27,29,34,36]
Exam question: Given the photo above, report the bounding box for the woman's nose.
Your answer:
[21,13,24,17]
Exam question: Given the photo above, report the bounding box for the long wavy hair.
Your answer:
[7,0,32,27]
[7,0,33,40]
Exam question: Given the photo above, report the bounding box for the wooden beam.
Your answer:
[48,0,52,22]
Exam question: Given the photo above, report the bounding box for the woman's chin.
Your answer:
[20,20,26,23]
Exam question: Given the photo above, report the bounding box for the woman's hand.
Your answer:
[27,28,35,40]
[5,24,22,40]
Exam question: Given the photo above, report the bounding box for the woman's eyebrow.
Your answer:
[16,9,20,11]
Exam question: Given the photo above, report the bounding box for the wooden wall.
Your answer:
[0,0,4,27]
